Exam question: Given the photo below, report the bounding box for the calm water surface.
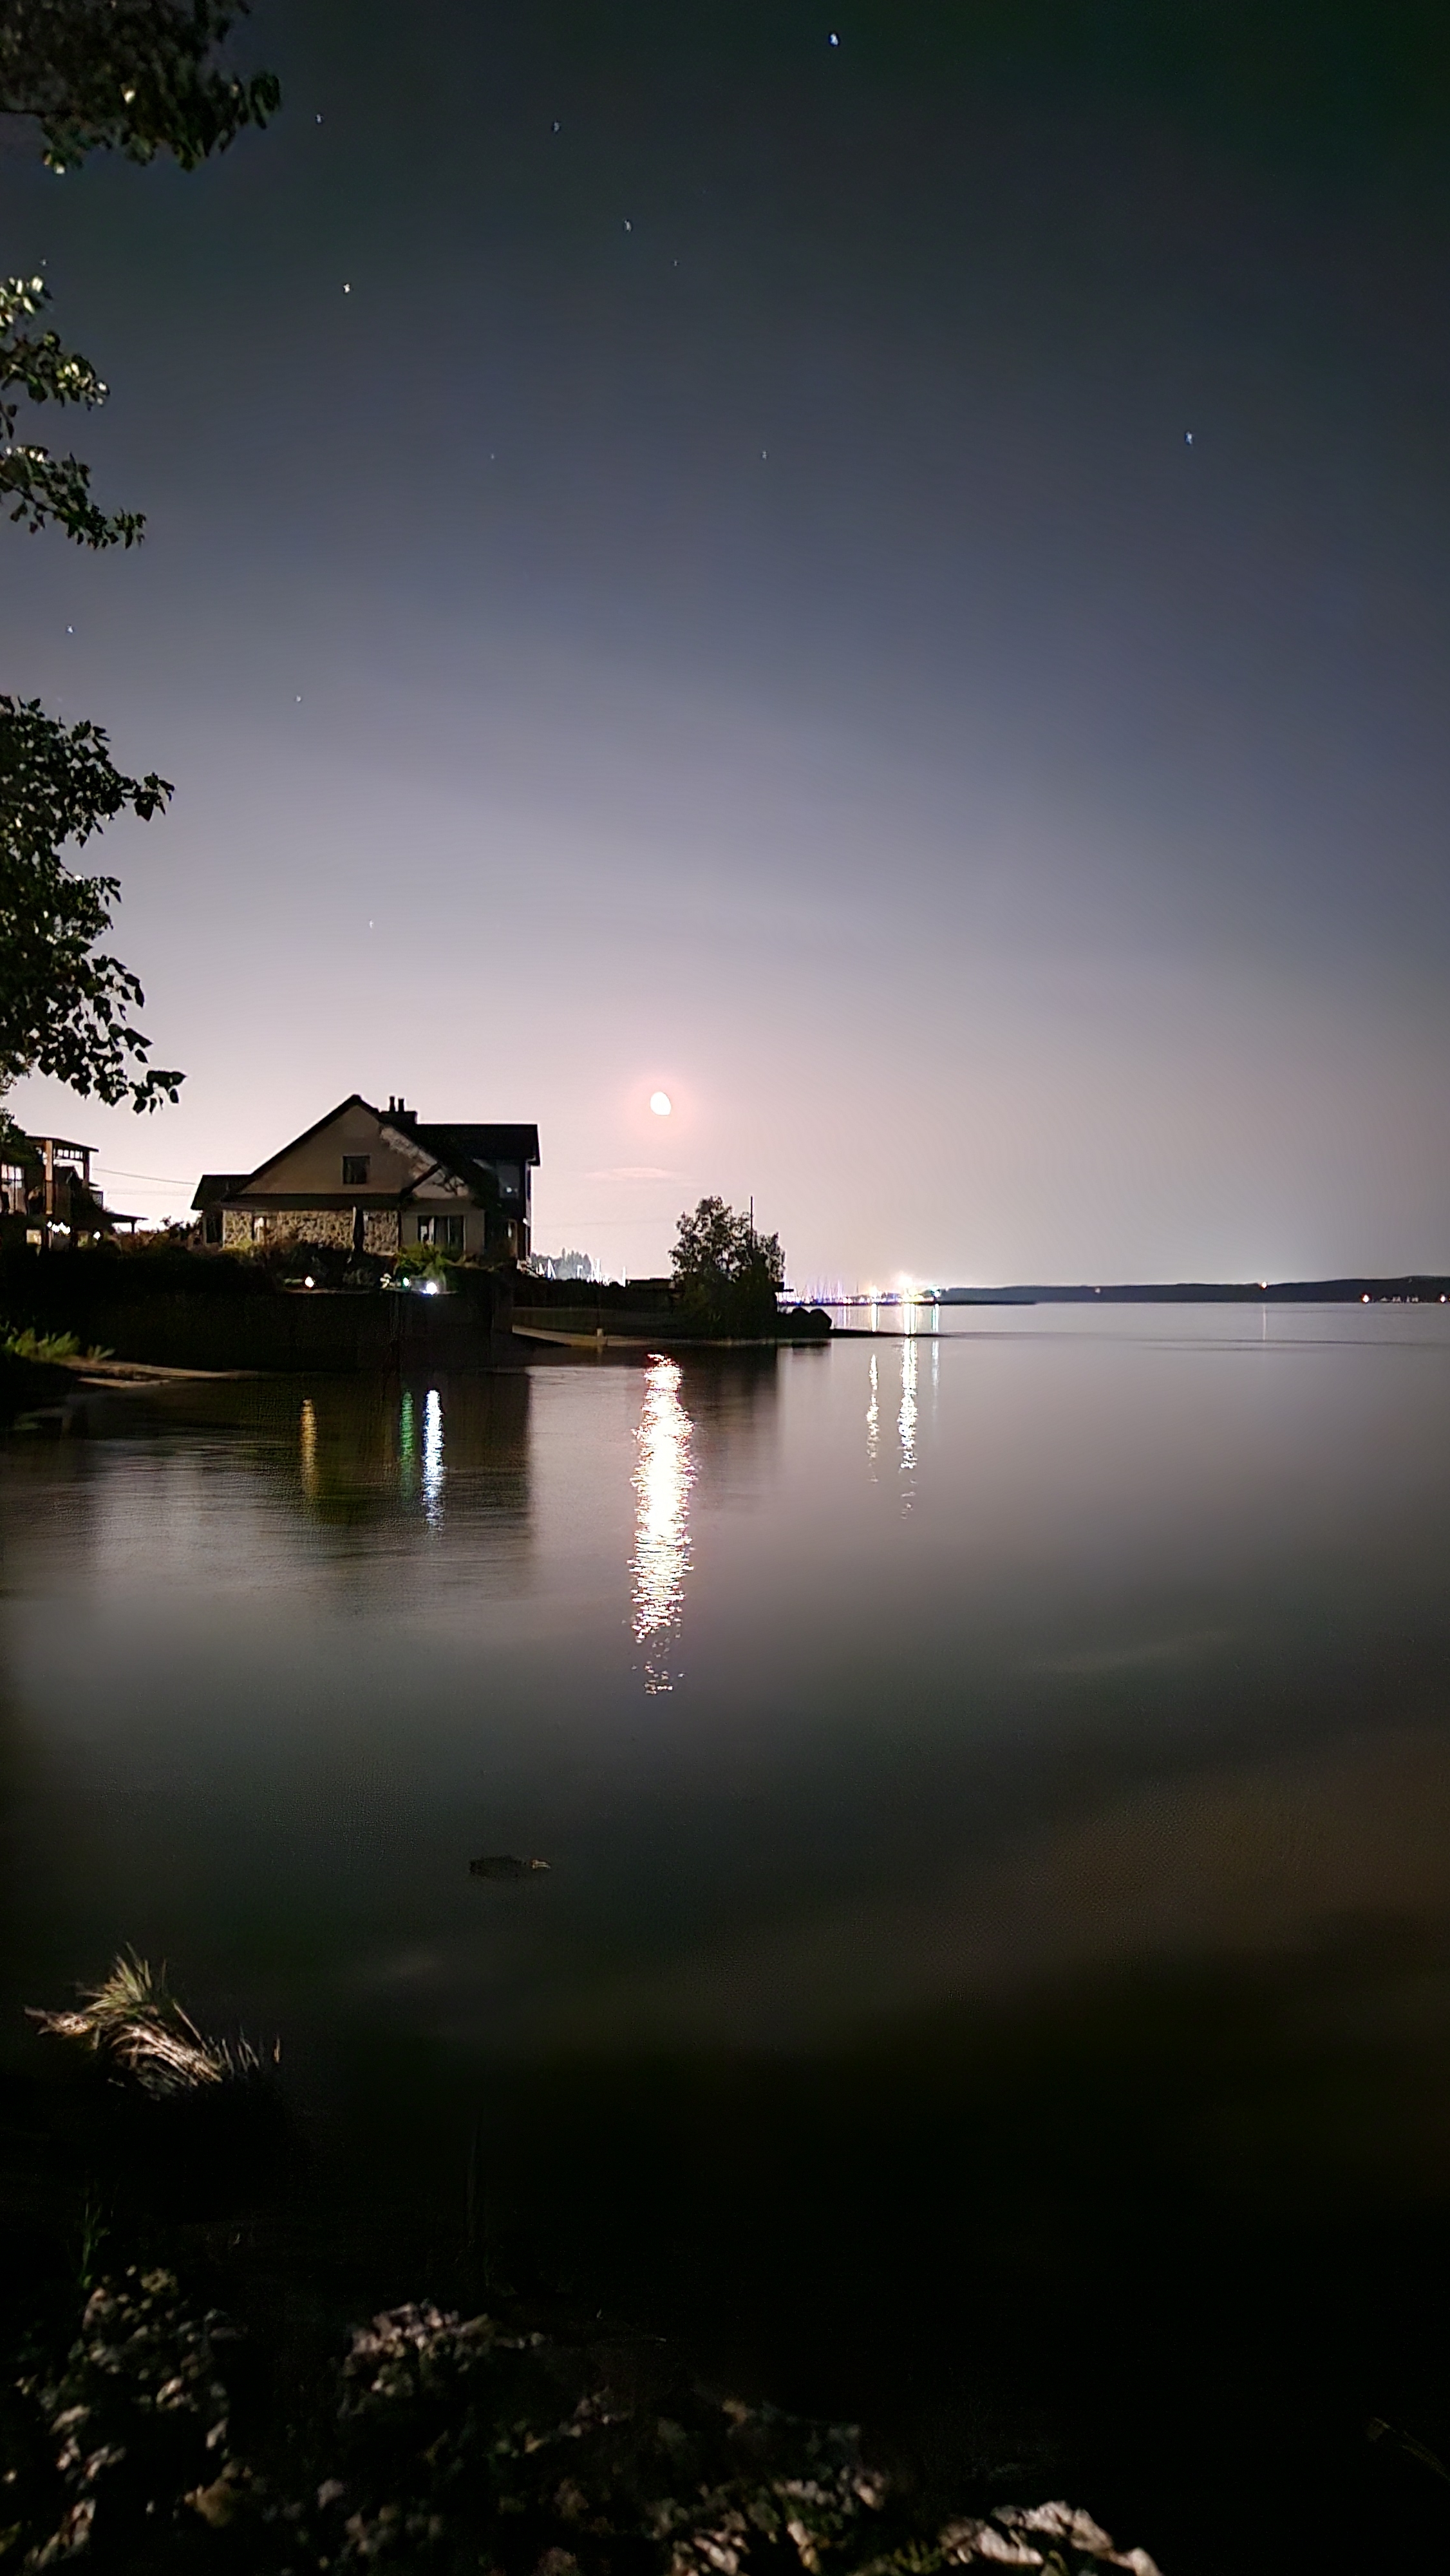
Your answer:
[6,1307,1450,2567]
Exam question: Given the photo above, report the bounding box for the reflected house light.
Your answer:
[422,1386,444,1524]
[630,1354,694,1693]
[299,1396,318,1499]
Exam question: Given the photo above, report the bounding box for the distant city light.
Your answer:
[650,1090,672,1116]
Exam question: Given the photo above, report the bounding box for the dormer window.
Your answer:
[342,1155,370,1186]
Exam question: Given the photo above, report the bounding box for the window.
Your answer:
[342,1155,370,1186]
[495,1162,521,1200]
[250,1213,270,1244]
[417,1213,465,1249]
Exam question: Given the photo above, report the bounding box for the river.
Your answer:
[5,1304,1450,2570]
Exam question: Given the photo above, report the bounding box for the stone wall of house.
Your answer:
[220,1208,402,1253]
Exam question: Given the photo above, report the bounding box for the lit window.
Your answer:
[419,1213,464,1249]
[342,1155,370,1186]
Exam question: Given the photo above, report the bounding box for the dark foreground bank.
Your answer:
[0,1994,1155,2576]
[6,1949,1450,2576]
[0,1247,831,1375]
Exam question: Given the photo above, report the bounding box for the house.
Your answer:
[193,1095,539,1260]
[1,1133,137,1245]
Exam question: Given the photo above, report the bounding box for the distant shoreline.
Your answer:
[828,1276,1450,1309]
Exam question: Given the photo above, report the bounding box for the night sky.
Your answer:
[4,1,1449,1283]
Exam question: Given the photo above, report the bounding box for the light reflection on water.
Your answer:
[897,1336,918,1506]
[422,1388,445,1528]
[299,1396,318,1500]
[629,1353,694,1692]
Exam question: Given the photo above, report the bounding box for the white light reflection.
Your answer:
[898,1335,918,1508]
[865,1352,880,1477]
[630,1354,694,1692]
[422,1387,444,1526]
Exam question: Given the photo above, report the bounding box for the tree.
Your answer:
[0,697,179,1110]
[0,0,279,1121]
[2,273,146,548]
[0,1,279,173]
[671,1197,785,1333]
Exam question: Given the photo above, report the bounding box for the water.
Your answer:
[6,1307,1450,2568]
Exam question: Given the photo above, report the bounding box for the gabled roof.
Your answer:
[237,1094,380,1191]
[202,1100,540,1211]
[404,1121,540,1169]
[192,1172,250,1210]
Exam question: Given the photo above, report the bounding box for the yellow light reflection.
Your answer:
[299,1396,318,1499]
[630,1354,694,1693]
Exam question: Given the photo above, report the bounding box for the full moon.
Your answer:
[650,1090,673,1116]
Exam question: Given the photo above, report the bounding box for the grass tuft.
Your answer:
[28,1949,265,2098]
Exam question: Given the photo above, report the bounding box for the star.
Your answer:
[1185,430,1193,444]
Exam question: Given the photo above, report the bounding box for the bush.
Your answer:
[4,1320,79,1360]
[672,1197,784,1335]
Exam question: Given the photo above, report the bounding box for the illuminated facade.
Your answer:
[193,1094,539,1260]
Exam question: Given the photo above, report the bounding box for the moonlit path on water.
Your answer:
[629,1354,694,1694]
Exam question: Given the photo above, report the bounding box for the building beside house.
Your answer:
[1,1133,137,1245]
[193,1095,540,1260]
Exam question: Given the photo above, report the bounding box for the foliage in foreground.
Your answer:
[0,1,278,1127]
[8,2270,1163,2575]
[0,698,181,1111]
[2,1324,86,1362]
[672,1198,786,1336]
[0,0,279,173]
[1,275,145,551]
